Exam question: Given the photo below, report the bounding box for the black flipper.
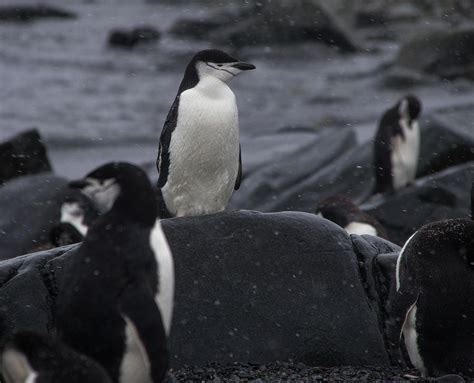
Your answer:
[120,282,169,383]
[157,97,180,188]
[234,144,242,190]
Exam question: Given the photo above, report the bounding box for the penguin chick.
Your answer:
[156,49,255,218]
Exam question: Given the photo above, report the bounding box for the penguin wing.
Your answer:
[373,122,394,193]
[234,144,242,190]
[120,282,169,383]
[157,97,180,188]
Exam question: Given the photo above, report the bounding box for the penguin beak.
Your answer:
[68,179,89,189]
[232,62,256,71]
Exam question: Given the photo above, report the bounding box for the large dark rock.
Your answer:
[0,173,70,260]
[0,211,394,368]
[396,27,474,80]
[169,0,358,52]
[231,128,369,212]
[107,26,161,49]
[0,4,76,22]
[417,111,474,177]
[363,162,473,246]
[0,129,52,185]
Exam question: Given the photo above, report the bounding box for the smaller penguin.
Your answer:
[1,331,111,383]
[55,162,174,383]
[373,95,422,194]
[316,194,389,239]
[393,217,474,377]
[49,194,99,247]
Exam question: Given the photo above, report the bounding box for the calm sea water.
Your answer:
[1,0,473,177]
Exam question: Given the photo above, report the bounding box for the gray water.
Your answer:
[1,0,473,178]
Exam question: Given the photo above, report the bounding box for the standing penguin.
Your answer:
[55,162,174,383]
[373,95,422,194]
[316,194,389,239]
[392,217,474,377]
[1,331,111,383]
[156,49,255,217]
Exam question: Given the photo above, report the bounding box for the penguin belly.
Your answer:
[119,316,152,383]
[162,84,239,217]
[149,219,174,335]
[391,121,420,190]
[402,303,427,377]
[344,222,377,236]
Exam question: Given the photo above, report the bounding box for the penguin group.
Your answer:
[0,47,472,382]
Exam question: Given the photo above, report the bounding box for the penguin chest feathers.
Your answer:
[164,77,240,216]
[391,120,420,189]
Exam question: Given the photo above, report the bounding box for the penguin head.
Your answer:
[399,94,422,123]
[189,49,255,83]
[316,195,360,227]
[69,162,157,225]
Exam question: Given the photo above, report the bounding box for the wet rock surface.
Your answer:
[0,173,69,260]
[0,4,76,23]
[396,27,474,80]
[107,26,161,49]
[0,129,52,185]
[169,0,358,51]
[0,211,396,368]
[363,162,473,245]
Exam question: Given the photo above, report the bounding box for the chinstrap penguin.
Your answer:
[316,195,389,239]
[392,217,474,377]
[373,95,422,194]
[156,49,255,218]
[55,162,174,383]
[0,331,111,383]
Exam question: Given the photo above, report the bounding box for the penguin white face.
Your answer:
[188,49,255,84]
[196,60,255,83]
[69,177,120,214]
[60,202,88,236]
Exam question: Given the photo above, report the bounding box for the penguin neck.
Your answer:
[194,76,233,100]
[105,186,157,227]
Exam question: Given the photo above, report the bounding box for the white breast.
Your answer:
[344,222,378,237]
[119,316,152,383]
[149,219,174,336]
[60,202,88,236]
[1,349,37,383]
[402,303,427,377]
[391,120,420,190]
[162,77,240,217]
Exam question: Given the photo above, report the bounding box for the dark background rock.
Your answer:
[0,129,52,185]
[0,4,76,23]
[0,173,69,260]
[362,162,473,245]
[107,26,161,49]
[396,27,474,80]
[168,0,358,52]
[417,112,474,177]
[0,211,394,368]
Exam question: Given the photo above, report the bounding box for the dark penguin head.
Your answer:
[316,195,359,228]
[69,162,157,226]
[398,94,422,125]
[1,331,111,383]
[178,49,255,92]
